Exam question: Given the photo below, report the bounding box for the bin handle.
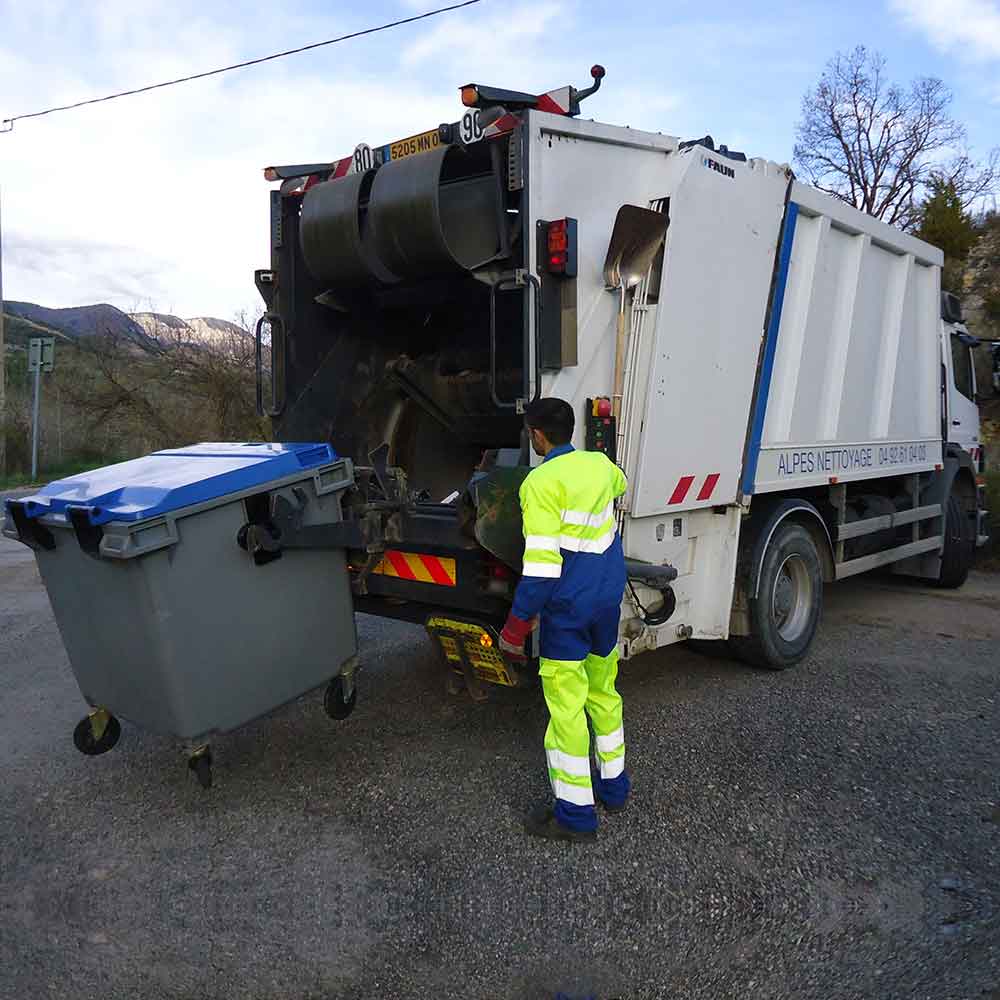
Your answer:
[6,500,56,551]
[255,313,286,417]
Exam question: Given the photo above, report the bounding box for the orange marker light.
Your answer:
[480,632,493,648]
[461,85,479,107]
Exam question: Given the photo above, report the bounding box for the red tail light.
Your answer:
[544,218,578,276]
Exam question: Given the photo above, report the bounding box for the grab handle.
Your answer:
[255,313,286,417]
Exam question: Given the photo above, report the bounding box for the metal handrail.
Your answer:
[488,269,542,410]
[255,313,286,417]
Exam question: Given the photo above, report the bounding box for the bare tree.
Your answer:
[794,47,998,231]
[143,312,266,440]
[62,328,177,441]
[58,310,268,462]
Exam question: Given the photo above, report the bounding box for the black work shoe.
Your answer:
[524,803,597,842]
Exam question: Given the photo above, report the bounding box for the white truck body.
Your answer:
[520,110,970,656]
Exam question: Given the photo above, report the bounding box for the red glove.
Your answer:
[499,614,536,661]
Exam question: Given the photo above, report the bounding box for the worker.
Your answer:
[498,397,630,842]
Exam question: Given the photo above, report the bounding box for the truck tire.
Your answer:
[935,492,973,589]
[732,521,823,670]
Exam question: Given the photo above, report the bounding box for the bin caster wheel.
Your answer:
[73,711,121,756]
[188,750,213,789]
[324,676,357,720]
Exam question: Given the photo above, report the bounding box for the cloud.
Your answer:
[5,232,169,305]
[13,0,991,321]
[0,0,607,319]
[401,1,571,87]
[0,3,479,319]
[889,0,1000,61]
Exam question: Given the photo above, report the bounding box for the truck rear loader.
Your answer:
[254,67,989,688]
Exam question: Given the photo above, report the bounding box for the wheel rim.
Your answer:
[770,553,813,643]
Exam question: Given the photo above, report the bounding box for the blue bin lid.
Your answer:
[9,442,338,526]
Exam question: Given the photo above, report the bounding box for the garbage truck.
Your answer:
[253,66,988,673]
[5,67,990,783]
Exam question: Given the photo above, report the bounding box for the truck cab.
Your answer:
[940,290,990,548]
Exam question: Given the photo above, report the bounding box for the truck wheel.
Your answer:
[733,521,823,670]
[935,492,973,589]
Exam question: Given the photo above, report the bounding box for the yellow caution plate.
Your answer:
[389,128,442,161]
[373,550,456,586]
[425,616,518,687]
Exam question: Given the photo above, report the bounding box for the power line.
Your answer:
[1,0,484,132]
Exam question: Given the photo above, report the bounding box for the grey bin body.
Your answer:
[22,461,357,744]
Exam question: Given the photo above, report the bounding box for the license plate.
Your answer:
[425,616,518,687]
[388,128,442,161]
[372,550,456,586]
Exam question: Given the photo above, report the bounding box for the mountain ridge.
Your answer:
[4,301,149,343]
[132,312,250,348]
[2,302,246,350]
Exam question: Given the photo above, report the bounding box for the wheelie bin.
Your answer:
[3,442,358,787]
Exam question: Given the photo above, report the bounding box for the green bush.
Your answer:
[2,322,268,486]
[980,470,1000,571]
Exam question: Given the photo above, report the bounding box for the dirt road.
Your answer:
[0,530,997,1000]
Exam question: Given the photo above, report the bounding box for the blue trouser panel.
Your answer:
[538,604,630,831]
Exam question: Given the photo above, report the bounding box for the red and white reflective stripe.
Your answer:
[331,155,353,179]
[667,472,721,506]
[696,473,721,501]
[484,112,521,138]
[667,475,695,505]
[535,86,572,115]
[482,88,572,138]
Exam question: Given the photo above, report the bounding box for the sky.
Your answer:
[0,0,998,322]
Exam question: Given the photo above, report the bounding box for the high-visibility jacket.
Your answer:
[511,444,627,633]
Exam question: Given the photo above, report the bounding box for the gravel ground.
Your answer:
[0,529,998,1000]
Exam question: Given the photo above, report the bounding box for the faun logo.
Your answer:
[703,156,736,179]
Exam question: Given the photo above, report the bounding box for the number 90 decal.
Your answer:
[459,110,484,145]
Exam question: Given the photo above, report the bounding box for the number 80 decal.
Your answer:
[352,143,374,173]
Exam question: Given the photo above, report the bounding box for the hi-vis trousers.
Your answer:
[538,605,630,832]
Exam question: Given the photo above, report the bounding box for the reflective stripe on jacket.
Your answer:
[511,444,628,622]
